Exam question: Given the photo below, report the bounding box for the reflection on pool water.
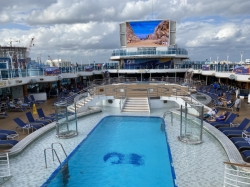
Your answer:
[43,116,176,187]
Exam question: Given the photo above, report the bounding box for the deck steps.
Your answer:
[67,97,93,113]
[122,97,150,113]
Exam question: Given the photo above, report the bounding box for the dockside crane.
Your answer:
[9,38,20,47]
[25,37,35,68]
[48,55,56,67]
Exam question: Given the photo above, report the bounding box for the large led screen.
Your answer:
[126,20,170,47]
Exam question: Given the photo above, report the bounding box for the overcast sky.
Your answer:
[0,0,250,64]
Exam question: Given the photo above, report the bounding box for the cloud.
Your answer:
[0,0,250,63]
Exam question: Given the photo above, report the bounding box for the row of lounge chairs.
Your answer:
[206,112,250,162]
[0,129,19,148]
[197,85,236,110]
[13,108,56,134]
[3,95,46,112]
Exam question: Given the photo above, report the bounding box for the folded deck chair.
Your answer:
[26,112,49,126]
[218,118,250,132]
[30,95,45,104]
[37,108,55,122]
[223,125,250,138]
[13,118,42,134]
[241,150,250,163]
[0,140,18,148]
[0,134,7,140]
[234,142,250,152]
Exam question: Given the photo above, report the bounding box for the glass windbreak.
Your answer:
[179,103,204,144]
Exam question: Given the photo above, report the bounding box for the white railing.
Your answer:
[223,162,250,187]
[0,153,11,179]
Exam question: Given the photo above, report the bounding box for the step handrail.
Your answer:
[51,142,68,161]
[147,88,151,113]
[44,148,62,169]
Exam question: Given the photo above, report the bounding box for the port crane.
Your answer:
[48,55,56,67]
[25,37,35,68]
[9,38,20,47]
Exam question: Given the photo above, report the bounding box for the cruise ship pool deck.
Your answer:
[2,106,229,187]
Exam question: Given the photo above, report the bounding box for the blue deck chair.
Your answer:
[242,150,250,163]
[0,112,8,118]
[0,129,18,136]
[230,137,250,144]
[24,96,34,107]
[211,113,237,128]
[30,95,45,104]
[7,102,26,112]
[206,111,230,125]
[13,118,42,134]
[37,108,55,122]
[223,123,250,138]
[26,112,49,126]
[218,118,250,132]
[0,140,18,147]
[234,142,250,152]
[0,134,7,140]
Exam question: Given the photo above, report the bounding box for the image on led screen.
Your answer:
[126,20,169,47]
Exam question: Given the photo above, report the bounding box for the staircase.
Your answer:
[68,97,93,113]
[122,97,150,113]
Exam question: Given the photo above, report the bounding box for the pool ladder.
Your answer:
[44,142,67,169]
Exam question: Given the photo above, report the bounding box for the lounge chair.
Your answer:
[37,108,55,122]
[0,140,18,148]
[0,134,7,140]
[30,95,45,104]
[207,112,232,126]
[0,129,18,136]
[222,124,250,138]
[13,118,42,134]
[241,150,250,163]
[0,112,8,118]
[230,137,249,144]
[24,96,34,107]
[7,102,26,112]
[218,118,250,132]
[234,142,250,152]
[26,112,50,126]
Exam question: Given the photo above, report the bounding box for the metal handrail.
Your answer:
[44,148,62,169]
[147,87,151,113]
[51,142,67,162]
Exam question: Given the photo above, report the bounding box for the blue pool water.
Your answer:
[43,116,176,187]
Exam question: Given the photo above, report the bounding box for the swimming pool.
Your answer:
[42,116,176,187]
